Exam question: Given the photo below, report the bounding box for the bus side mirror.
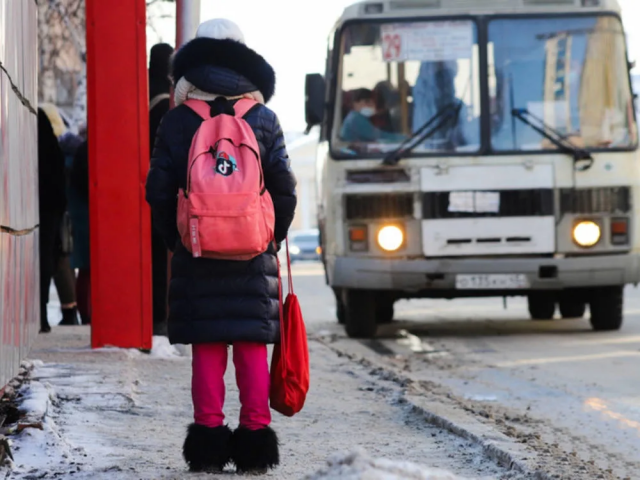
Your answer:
[305,73,325,134]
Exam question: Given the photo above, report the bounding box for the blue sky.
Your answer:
[148,0,640,133]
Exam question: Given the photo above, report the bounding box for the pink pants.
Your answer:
[192,342,271,430]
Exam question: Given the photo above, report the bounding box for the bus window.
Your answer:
[335,20,481,157]
[488,16,637,152]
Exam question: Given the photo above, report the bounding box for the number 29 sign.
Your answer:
[382,32,402,61]
[381,22,474,63]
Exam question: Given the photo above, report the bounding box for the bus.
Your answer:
[304,0,639,338]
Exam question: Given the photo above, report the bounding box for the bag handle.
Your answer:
[276,239,294,376]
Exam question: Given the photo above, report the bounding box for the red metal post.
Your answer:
[86,0,152,349]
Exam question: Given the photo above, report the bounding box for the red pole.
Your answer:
[86,0,152,349]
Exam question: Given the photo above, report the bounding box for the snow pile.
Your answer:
[17,381,53,419]
[306,450,468,480]
[6,380,75,475]
[150,335,188,359]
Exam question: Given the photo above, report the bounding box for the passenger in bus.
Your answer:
[371,81,406,134]
[146,18,296,475]
[340,88,405,143]
[371,82,394,132]
[412,61,479,151]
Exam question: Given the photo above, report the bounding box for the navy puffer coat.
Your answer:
[145,37,297,345]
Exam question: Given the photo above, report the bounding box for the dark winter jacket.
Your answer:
[149,43,174,151]
[69,140,90,269]
[38,109,67,216]
[145,37,297,345]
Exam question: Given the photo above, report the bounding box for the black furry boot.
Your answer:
[231,426,280,474]
[182,423,232,473]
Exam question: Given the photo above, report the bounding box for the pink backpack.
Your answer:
[177,99,275,260]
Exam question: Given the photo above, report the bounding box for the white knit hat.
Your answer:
[195,19,245,44]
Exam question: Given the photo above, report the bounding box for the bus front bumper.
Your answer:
[329,254,640,292]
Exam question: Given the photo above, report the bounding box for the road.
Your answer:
[290,261,640,479]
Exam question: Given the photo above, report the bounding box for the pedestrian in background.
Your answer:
[40,103,81,326]
[146,18,296,474]
[38,109,67,333]
[69,138,91,325]
[148,42,174,337]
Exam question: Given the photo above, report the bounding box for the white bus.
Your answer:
[305,0,639,338]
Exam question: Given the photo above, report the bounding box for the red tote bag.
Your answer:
[270,239,310,417]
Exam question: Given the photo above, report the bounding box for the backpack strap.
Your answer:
[234,98,258,118]
[184,99,212,120]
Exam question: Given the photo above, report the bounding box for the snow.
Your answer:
[2,330,510,479]
[307,450,468,480]
[149,335,190,359]
[17,381,53,419]
[6,380,74,475]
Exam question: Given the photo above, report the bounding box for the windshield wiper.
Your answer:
[511,108,594,171]
[382,100,463,166]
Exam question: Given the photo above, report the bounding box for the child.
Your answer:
[145,19,297,474]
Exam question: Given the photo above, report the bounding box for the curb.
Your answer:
[405,395,548,479]
[316,337,553,480]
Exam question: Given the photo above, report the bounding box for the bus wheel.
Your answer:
[528,293,556,320]
[589,287,624,331]
[558,299,586,319]
[333,288,346,324]
[344,290,378,339]
[377,297,395,324]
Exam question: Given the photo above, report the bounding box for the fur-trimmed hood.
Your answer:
[171,37,276,103]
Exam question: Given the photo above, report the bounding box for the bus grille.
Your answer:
[559,187,631,214]
[422,189,554,219]
[345,194,414,220]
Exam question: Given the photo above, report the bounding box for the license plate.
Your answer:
[455,274,530,289]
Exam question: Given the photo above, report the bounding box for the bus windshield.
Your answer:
[489,15,636,152]
[333,15,637,158]
[335,20,481,157]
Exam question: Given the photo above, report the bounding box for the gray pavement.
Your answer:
[294,262,640,479]
[9,275,514,479]
[22,261,640,478]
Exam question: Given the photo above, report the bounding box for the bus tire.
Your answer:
[528,293,556,320]
[558,299,586,319]
[333,288,346,324]
[377,297,395,324]
[344,289,378,339]
[589,287,624,332]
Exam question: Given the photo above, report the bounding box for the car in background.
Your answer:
[288,229,321,262]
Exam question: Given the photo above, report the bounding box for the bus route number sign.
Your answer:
[381,21,473,63]
[383,32,402,61]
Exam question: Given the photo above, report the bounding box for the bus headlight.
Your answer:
[573,221,601,247]
[377,225,404,252]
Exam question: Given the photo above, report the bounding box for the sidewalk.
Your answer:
[4,327,512,479]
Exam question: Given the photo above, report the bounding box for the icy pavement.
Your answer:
[306,450,468,479]
[1,327,516,479]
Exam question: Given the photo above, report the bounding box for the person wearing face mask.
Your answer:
[340,88,404,143]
